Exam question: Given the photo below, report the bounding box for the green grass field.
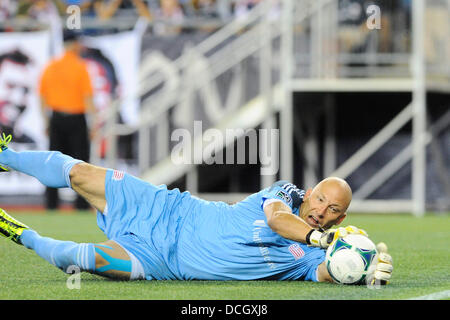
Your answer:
[0,211,449,300]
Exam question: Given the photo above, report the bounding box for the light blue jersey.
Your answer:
[176,181,325,280]
[98,171,325,281]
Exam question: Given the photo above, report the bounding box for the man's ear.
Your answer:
[304,188,312,199]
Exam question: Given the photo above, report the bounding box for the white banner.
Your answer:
[0,31,50,195]
[83,30,141,126]
[0,30,141,195]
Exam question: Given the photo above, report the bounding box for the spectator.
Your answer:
[39,30,96,211]
[0,0,18,20]
[16,0,66,18]
[191,0,218,18]
[61,0,93,14]
[17,0,65,55]
[232,0,260,21]
[338,0,393,55]
[61,0,91,5]
[86,0,152,21]
[0,0,18,31]
[153,0,185,35]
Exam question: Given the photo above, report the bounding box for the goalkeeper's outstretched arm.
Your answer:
[317,262,334,283]
[263,201,314,244]
[263,201,357,249]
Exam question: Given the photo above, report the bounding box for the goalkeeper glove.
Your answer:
[306,225,368,249]
[366,242,393,286]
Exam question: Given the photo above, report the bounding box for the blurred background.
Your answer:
[0,0,448,216]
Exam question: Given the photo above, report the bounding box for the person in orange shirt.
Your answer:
[39,30,96,211]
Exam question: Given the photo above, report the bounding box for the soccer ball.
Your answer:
[325,233,377,285]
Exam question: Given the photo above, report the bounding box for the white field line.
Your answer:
[408,289,450,300]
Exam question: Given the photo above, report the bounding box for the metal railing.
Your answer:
[98,0,291,174]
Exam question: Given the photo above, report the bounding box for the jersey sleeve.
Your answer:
[261,180,305,215]
[303,252,326,282]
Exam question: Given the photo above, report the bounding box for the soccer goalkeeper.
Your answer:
[0,134,392,284]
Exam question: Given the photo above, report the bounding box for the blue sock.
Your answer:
[20,229,95,273]
[0,149,82,188]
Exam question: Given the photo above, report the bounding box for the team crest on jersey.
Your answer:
[275,190,292,206]
[288,244,305,260]
[280,182,305,210]
[112,170,125,181]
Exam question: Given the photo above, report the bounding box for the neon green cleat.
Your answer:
[0,208,28,245]
[0,133,12,172]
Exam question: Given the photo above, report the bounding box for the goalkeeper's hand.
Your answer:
[306,225,368,249]
[366,242,393,286]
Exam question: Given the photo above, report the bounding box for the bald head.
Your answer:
[312,177,352,212]
[300,177,352,229]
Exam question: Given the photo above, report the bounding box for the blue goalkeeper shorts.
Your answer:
[96,169,195,280]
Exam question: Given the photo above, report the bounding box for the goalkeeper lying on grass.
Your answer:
[0,133,392,285]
